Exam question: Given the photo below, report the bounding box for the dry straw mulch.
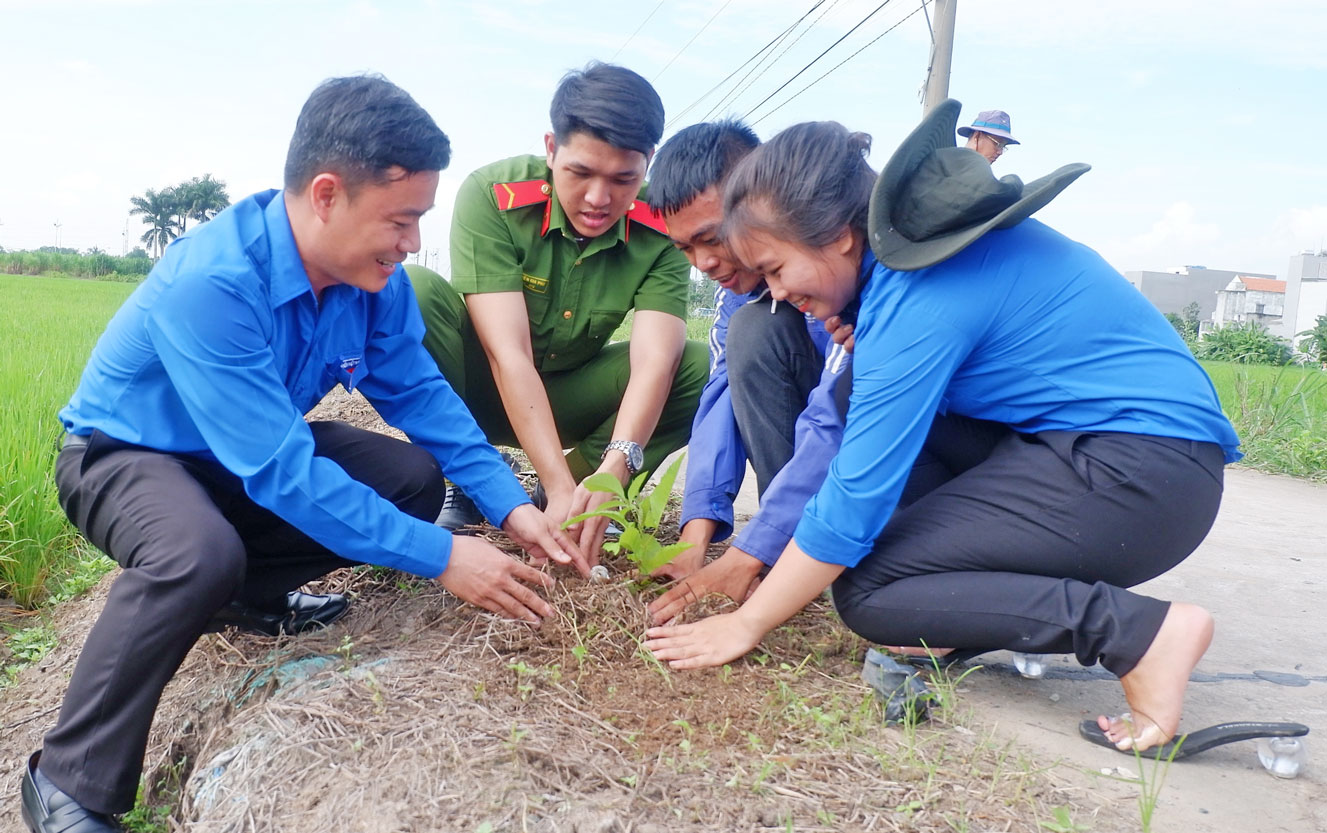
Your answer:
[0,390,1124,832]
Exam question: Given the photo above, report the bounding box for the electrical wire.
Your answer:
[749,1,931,126]
[741,0,895,121]
[654,0,736,82]
[702,0,846,123]
[664,0,828,129]
[612,0,667,61]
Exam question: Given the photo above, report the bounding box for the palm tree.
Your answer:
[183,174,230,227]
[1297,315,1327,368]
[129,188,181,260]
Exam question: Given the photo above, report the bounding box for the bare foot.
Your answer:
[885,645,954,658]
[1097,602,1214,752]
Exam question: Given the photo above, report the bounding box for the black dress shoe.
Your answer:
[21,752,123,833]
[434,483,484,531]
[205,591,349,637]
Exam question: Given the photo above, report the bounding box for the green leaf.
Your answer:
[625,468,650,503]
[560,507,629,529]
[637,540,693,574]
[627,535,662,571]
[581,472,627,500]
[640,453,685,529]
[617,524,644,554]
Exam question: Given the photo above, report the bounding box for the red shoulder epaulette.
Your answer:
[492,179,551,211]
[624,200,669,242]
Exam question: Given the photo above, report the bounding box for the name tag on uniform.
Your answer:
[522,273,549,294]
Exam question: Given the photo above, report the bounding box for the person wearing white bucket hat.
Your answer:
[957,109,1018,163]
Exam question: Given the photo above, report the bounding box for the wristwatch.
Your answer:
[602,440,644,477]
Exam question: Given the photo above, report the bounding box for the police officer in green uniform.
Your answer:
[409,62,707,557]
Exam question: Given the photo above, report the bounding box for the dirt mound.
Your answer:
[0,390,1124,831]
[4,565,1115,832]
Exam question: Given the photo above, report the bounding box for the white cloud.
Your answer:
[1132,201,1221,252]
[1287,206,1327,241]
[957,0,1327,70]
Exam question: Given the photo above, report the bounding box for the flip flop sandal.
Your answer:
[1079,717,1309,761]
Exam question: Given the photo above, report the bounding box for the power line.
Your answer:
[702,0,846,123]
[612,0,666,61]
[697,19,803,123]
[749,1,931,126]
[741,0,896,122]
[664,0,828,129]
[654,0,736,82]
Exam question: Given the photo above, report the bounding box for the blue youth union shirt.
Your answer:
[794,220,1241,568]
[60,189,529,577]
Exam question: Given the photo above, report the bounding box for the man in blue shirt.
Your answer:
[21,76,585,833]
[642,120,851,620]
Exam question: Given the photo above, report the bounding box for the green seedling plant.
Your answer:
[561,453,692,575]
[1094,725,1184,833]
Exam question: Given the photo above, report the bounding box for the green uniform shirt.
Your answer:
[449,154,689,373]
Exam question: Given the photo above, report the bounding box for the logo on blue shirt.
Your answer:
[338,354,363,391]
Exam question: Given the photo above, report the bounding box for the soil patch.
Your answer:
[0,390,1129,832]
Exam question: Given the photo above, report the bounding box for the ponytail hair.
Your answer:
[720,121,875,248]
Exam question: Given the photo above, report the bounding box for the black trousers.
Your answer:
[726,299,826,498]
[832,411,1226,678]
[42,422,446,815]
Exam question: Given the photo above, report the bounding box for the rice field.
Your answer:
[3,274,1323,609]
[0,274,134,606]
[1202,360,1327,480]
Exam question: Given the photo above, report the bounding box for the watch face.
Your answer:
[607,441,644,473]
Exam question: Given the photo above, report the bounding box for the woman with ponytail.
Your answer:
[646,105,1240,754]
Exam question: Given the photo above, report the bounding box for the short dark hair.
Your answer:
[550,62,664,156]
[721,121,875,249]
[284,74,451,193]
[648,120,760,215]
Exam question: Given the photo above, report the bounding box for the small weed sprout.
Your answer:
[1093,726,1184,833]
[1134,730,1183,833]
[1038,805,1090,832]
[2,622,58,685]
[561,454,692,575]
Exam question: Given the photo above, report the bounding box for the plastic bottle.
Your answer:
[1256,736,1306,778]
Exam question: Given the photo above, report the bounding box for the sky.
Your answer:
[2,0,1325,279]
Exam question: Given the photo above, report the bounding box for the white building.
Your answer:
[1279,251,1327,352]
[1212,276,1286,328]
[1125,265,1276,320]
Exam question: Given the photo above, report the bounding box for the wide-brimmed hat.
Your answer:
[868,99,1090,271]
[956,109,1019,144]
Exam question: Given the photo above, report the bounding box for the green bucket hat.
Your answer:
[868,99,1090,271]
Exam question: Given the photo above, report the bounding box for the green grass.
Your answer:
[1201,361,1327,480]
[0,274,134,606]
[610,309,712,343]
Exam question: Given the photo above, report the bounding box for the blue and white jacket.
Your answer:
[678,284,850,566]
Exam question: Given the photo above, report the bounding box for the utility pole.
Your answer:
[922,0,957,115]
